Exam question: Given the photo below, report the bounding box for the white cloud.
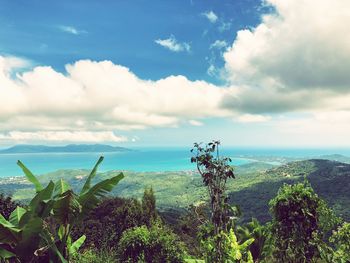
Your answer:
[58,25,86,35]
[0,131,127,143]
[274,111,350,147]
[189,120,203,126]
[0,56,232,144]
[207,64,216,77]
[155,35,190,52]
[236,114,271,123]
[202,11,218,23]
[218,21,231,32]
[222,0,350,114]
[210,40,228,50]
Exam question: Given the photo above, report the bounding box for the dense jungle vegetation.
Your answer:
[0,141,349,262]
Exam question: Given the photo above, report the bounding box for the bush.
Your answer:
[236,218,272,262]
[72,248,118,263]
[0,156,123,262]
[73,187,159,251]
[269,181,333,262]
[0,193,19,219]
[117,223,186,263]
[73,197,145,250]
[330,222,350,262]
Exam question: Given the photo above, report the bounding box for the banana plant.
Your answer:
[236,218,271,262]
[0,156,124,262]
[224,228,254,263]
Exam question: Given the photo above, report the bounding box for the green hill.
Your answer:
[0,159,349,224]
[232,159,350,222]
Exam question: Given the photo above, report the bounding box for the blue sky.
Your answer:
[0,0,267,83]
[0,0,349,147]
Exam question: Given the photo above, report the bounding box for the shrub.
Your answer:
[236,218,272,262]
[0,194,19,220]
[73,187,159,250]
[72,248,118,263]
[142,187,158,227]
[329,222,350,262]
[73,197,144,250]
[269,181,333,262]
[117,223,186,263]
[0,156,123,262]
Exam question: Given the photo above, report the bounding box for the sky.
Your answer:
[0,0,349,148]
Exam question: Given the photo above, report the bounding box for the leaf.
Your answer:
[0,247,16,259]
[53,190,81,225]
[21,217,43,241]
[17,160,43,192]
[41,228,68,263]
[9,206,27,226]
[239,238,255,251]
[68,235,86,256]
[0,214,21,244]
[0,214,17,229]
[15,217,43,261]
[184,259,205,263]
[58,225,65,241]
[79,173,124,216]
[26,181,55,220]
[53,179,71,197]
[80,156,104,195]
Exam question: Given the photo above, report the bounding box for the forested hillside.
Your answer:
[1,159,349,223]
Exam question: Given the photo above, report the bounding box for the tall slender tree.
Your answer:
[191,141,235,262]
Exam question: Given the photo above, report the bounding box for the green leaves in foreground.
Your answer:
[17,160,43,192]
[0,156,123,262]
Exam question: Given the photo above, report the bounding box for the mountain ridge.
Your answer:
[0,144,132,154]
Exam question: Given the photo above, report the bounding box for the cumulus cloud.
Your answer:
[3,0,350,144]
[218,21,231,32]
[58,25,86,35]
[222,0,350,114]
[273,111,350,146]
[236,114,271,123]
[155,35,190,52]
[0,56,232,144]
[210,40,228,50]
[202,11,218,23]
[207,64,217,77]
[189,120,203,126]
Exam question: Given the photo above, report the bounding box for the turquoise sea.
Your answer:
[0,147,350,177]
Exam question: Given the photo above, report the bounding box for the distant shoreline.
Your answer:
[0,144,133,154]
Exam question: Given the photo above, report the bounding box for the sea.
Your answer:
[1,147,350,178]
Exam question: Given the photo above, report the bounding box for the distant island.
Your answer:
[0,144,133,154]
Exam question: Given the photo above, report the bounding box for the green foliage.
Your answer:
[175,202,209,256]
[73,197,144,250]
[117,223,186,263]
[0,194,19,220]
[3,159,350,225]
[236,218,272,262]
[199,227,254,263]
[0,156,123,262]
[191,141,235,232]
[269,181,332,262]
[224,228,254,263]
[191,141,235,262]
[17,160,43,192]
[72,248,118,263]
[329,222,350,262]
[118,225,150,262]
[142,187,158,227]
[73,187,159,251]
